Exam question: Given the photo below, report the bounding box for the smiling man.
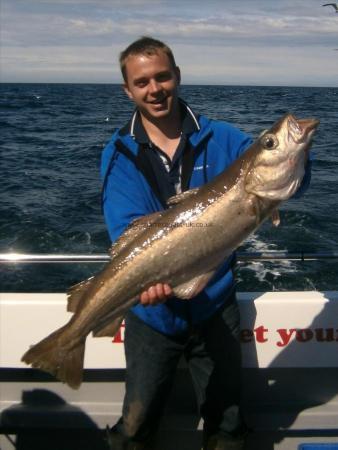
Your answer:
[122,46,182,162]
[101,36,253,450]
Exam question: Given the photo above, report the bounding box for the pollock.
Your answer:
[22,114,319,388]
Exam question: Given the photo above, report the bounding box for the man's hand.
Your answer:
[139,283,172,306]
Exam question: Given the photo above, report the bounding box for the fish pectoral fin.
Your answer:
[166,188,199,207]
[110,212,164,258]
[92,315,124,338]
[67,277,96,312]
[173,270,216,300]
[246,194,261,226]
[271,209,281,227]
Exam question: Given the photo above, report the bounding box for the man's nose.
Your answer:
[148,79,161,93]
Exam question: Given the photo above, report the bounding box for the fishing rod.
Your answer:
[1,252,338,264]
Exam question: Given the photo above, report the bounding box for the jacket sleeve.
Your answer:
[101,140,152,243]
[210,120,253,162]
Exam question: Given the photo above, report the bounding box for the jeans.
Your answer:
[108,294,246,449]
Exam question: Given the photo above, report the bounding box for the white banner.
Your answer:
[1,291,338,369]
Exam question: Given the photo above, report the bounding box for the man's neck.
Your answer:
[140,109,182,159]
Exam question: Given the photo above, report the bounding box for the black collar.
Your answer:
[119,99,200,142]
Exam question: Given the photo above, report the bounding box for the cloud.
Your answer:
[2,0,337,48]
[2,0,338,85]
[3,13,337,48]
[176,42,338,86]
[1,45,120,83]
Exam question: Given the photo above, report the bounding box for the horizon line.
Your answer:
[1,81,338,89]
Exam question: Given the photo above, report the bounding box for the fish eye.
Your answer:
[261,133,278,150]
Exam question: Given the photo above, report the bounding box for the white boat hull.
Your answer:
[1,291,338,449]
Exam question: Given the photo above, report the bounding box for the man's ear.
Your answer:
[175,66,181,85]
[123,83,133,100]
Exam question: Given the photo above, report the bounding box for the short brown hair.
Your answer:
[119,36,177,82]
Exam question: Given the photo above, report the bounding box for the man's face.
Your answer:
[123,50,181,121]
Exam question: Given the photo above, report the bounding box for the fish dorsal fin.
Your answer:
[110,211,164,258]
[92,315,124,338]
[67,277,96,312]
[68,212,163,314]
[173,270,216,300]
[271,209,281,227]
[167,188,199,207]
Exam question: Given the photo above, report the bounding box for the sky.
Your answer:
[1,0,338,86]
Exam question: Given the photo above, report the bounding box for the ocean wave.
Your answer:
[1,84,337,292]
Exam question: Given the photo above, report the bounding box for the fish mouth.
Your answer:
[288,114,320,144]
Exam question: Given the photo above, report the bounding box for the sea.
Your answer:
[0,83,337,293]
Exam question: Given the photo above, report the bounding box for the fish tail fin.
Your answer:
[21,326,86,389]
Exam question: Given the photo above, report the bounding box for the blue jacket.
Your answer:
[101,104,311,336]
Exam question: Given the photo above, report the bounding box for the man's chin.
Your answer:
[145,107,171,119]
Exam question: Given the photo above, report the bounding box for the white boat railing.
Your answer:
[0,251,338,264]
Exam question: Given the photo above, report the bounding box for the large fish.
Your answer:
[22,114,319,388]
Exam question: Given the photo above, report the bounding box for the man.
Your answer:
[101,37,310,450]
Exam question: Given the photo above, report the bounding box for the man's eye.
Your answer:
[135,80,147,88]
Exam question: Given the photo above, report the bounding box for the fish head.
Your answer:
[245,114,319,201]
